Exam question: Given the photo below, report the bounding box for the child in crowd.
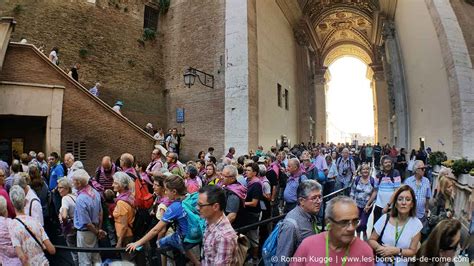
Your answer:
[126,175,200,265]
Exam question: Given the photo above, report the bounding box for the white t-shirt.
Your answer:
[60,194,77,219]
[49,50,58,65]
[374,214,422,266]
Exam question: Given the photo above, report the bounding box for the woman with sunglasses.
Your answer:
[415,219,461,265]
[369,185,422,266]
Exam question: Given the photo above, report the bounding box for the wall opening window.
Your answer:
[144,5,159,31]
[284,89,289,110]
[66,141,87,162]
[277,83,282,107]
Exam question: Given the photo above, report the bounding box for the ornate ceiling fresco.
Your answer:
[277,0,397,67]
[296,0,383,67]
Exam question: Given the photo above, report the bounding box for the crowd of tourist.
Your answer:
[0,142,472,265]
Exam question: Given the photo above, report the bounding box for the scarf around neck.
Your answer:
[115,190,134,206]
[225,182,247,200]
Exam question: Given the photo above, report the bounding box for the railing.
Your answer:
[53,185,352,264]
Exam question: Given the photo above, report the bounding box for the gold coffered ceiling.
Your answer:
[299,0,381,65]
[277,0,397,66]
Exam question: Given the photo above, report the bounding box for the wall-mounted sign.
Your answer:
[176,108,185,123]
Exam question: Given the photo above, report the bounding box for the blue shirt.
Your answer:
[374,169,402,207]
[162,201,188,237]
[49,163,65,190]
[283,174,308,203]
[74,187,102,230]
[404,176,432,219]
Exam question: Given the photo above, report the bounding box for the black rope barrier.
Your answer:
[53,185,352,254]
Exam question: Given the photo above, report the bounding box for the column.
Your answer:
[372,70,390,144]
[224,0,251,155]
[382,20,409,149]
[314,69,327,144]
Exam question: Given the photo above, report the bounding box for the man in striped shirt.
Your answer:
[198,185,237,266]
[368,155,402,224]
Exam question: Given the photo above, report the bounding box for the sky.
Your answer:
[326,56,374,143]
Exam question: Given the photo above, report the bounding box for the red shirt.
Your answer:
[0,186,16,218]
[291,232,374,266]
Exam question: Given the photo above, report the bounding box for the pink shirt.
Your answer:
[291,232,374,266]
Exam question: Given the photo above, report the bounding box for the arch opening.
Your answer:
[325,56,375,144]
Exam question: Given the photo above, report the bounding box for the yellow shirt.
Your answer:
[113,200,135,238]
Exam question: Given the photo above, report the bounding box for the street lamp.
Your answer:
[183,67,214,88]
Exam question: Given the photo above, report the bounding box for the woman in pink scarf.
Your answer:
[112,172,135,261]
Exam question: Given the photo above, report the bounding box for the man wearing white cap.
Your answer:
[113,100,123,115]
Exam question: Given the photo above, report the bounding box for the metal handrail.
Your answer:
[54,185,352,254]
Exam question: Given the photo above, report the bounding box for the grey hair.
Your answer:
[167,152,178,162]
[413,160,424,171]
[71,161,84,171]
[13,173,30,189]
[325,196,357,221]
[28,163,39,173]
[29,151,37,158]
[113,172,132,190]
[288,158,301,168]
[258,164,267,176]
[65,152,75,161]
[0,196,7,216]
[297,179,322,199]
[9,185,26,211]
[342,148,349,153]
[223,165,238,178]
[71,169,90,185]
[216,163,225,172]
[57,178,72,193]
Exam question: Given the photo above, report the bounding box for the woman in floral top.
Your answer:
[8,185,55,265]
[0,197,21,265]
[350,163,375,240]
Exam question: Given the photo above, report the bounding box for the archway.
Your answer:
[325,56,374,144]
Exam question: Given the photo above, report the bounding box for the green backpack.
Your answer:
[181,192,207,243]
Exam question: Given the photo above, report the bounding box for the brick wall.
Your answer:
[159,0,226,161]
[1,0,166,130]
[0,44,155,173]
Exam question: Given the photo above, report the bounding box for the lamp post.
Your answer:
[183,67,214,89]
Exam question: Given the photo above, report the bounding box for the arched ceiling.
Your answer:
[302,0,379,65]
[324,44,372,66]
[277,0,397,68]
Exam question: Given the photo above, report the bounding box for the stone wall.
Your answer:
[450,0,474,66]
[256,0,299,149]
[0,44,155,173]
[159,0,225,160]
[0,0,166,130]
[395,0,454,155]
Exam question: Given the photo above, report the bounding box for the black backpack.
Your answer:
[336,157,354,176]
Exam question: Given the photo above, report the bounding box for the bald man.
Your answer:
[94,156,121,191]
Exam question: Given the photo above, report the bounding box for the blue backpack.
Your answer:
[181,192,207,243]
[262,218,299,266]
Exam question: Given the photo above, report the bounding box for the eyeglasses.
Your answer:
[416,167,426,171]
[222,175,235,179]
[197,202,215,208]
[329,218,360,228]
[303,195,322,202]
[397,197,413,203]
